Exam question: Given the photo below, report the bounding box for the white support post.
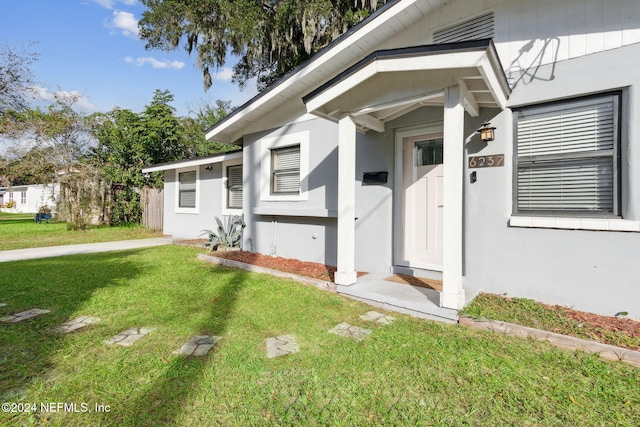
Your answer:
[335,115,358,286]
[440,86,466,309]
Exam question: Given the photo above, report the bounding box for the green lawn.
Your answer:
[0,215,162,251]
[0,245,638,426]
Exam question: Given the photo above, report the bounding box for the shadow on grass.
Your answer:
[0,250,147,400]
[102,266,250,426]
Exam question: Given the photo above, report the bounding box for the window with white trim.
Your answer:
[8,192,14,202]
[176,168,199,212]
[20,191,26,205]
[259,130,309,202]
[227,165,243,209]
[514,93,620,216]
[271,145,301,194]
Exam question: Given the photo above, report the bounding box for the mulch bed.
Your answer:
[209,250,367,282]
[556,305,640,350]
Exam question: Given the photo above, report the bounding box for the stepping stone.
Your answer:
[328,322,372,341]
[104,327,155,346]
[53,316,101,333]
[0,308,50,323]
[173,335,220,356]
[265,334,300,358]
[360,311,396,325]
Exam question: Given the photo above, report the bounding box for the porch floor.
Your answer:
[336,273,458,324]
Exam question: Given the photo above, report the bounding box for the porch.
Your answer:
[303,39,511,311]
[336,272,458,324]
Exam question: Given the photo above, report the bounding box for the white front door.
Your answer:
[402,133,444,269]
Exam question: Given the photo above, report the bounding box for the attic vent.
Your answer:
[433,12,494,44]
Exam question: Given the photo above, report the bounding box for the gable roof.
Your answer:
[302,39,510,132]
[205,0,448,144]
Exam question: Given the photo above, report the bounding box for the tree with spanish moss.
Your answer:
[0,44,39,115]
[139,0,387,91]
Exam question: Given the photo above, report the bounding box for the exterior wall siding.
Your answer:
[463,42,640,318]
[242,119,340,266]
[163,164,225,239]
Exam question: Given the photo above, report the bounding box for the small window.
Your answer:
[416,139,443,166]
[20,191,27,205]
[227,165,243,209]
[178,170,197,208]
[8,193,14,202]
[514,93,620,216]
[271,145,300,194]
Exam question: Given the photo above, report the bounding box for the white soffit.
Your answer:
[205,0,448,144]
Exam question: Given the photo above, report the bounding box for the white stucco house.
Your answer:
[144,0,640,321]
[0,184,59,214]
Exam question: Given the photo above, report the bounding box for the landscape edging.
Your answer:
[197,253,337,293]
[459,315,640,368]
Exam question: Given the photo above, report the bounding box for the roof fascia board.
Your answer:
[142,150,242,173]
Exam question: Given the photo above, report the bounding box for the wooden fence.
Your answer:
[141,187,163,231]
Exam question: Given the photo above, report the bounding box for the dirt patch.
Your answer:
[557,306,640,350]
[208,250,367,282]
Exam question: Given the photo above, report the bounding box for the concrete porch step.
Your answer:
[336,273,458,324]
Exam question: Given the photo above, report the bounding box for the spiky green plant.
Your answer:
[201,215,245,251]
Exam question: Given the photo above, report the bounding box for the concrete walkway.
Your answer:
[0,238,173,263]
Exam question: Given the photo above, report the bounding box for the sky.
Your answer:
[0,0,258,117]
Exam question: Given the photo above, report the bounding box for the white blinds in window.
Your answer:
[227,165,243,209]
[516,95,618,214]
[272,146,300,193]
[433,13,494,44]
[179,171,197,208]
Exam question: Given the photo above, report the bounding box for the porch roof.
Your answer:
[303,39,510,132]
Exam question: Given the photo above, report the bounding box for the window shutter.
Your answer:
[433,13,494,44]
[227,165,243,209]
[272,146,300,193]
[179,171,197,208]
[516,95,618,214]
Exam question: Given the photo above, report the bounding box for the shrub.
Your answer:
[5,200,16,209]
[201,216,245,251]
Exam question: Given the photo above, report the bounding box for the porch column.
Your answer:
[335,115,357,285]
[440,86,466,309]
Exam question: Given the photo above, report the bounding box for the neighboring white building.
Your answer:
[146,0,640,320]
[0,184,60,213]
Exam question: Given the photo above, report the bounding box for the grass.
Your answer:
[0,246,639,426]
[461,293,640,350]
[0,214,162,251]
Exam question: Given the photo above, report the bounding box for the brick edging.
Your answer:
[196,253,337,293]
[459,315,640,368]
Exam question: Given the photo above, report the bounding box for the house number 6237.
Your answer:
[468,154,504,168]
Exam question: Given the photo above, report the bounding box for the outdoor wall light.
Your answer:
[477,121,496,142]
[205,165,213,171]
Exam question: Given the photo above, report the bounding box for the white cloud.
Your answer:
[91,0,137,10]
[30,86,96,112]
[105,10,139,38]
[214,67,234,81]
[124,56,185,70]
